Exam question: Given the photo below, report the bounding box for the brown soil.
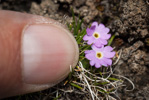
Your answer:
[1,0,149,100]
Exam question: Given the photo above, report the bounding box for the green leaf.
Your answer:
[76,29,85,40]
[94,81,109,86]
[68,67,75,80]
[108,34,115,46]
[71,8,77,36]
[72,8,75,22]
[81,60,90,69]
[97,89,107,93]
[70,82,83,89]
[76,18,83,34]
[67,23,73,31]
[77,29,86,44]
[79,44,92,55]
[108,77,120,81]
[53,95,61,100]
[99,71,102,76]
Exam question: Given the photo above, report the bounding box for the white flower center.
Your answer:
[93,32,100,39]
[96,52,103,59]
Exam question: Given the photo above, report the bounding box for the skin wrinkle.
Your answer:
[0,25,22,96]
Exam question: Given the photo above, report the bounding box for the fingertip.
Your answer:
[0,10,79,98]
[22,24,79,84]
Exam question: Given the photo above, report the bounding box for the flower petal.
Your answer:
[91,45,100,51]
[85,51,96,60]
[103,51,115,58]
[87,36,95,45]
[90,60,95,66]
[99,38,108,45]
[85,54,93,60]
[83,34,90,40]
[98,23,105,29]
[97,24,110,34]
[94,40,102,48]
[84,50,92,54]
[95,62,102,68]
[91,21,98,27]
[93,58,103,67]
[94,58,107,67]
[86,26,95,36]
[101,33,111,40]
[104,46,113,51]
[103,58,112,66]
[101,28,110,34]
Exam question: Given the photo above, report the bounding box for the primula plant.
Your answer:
[85,45,115,68]
[83,22,115,68]
[83,22,111,47]
[66,10,134,100]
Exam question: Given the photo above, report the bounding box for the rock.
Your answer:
[73,0,85,7]
[58,0,73,3]
[112,0,149,42]
[143,53,149,66]
[121,41,144,61]
[129,63,146,75]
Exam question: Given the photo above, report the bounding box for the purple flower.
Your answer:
[83,22,111,47]
[85,45,115,68]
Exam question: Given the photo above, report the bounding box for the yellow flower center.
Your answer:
[96,52,103,59]
[93,32,100,39]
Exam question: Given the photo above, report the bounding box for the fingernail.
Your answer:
[22,24,79,84]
